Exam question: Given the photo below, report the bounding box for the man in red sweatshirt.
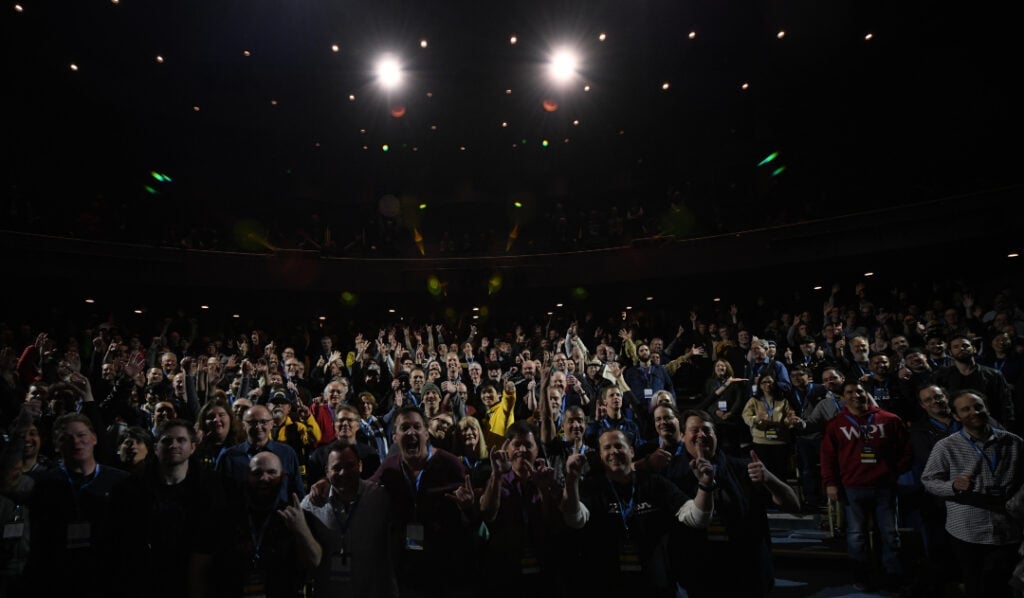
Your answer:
[821,380,911,592]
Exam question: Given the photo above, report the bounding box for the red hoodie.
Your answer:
[820,404,910,490]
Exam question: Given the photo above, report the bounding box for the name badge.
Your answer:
[986,485,1005,497]
[3,523,24,539]
[330,551,352,583]
[619,540,642,572]
[860,446,877,464]
[66,521,91,549]
[405,523,425,551]
[717,400,728,412]
[521,547,541,575]
[644,388,654,400]
[242,570,267,598]
[764,428,779,440]
[707,523,729,542]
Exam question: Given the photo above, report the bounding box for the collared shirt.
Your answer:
[921,427,1024,545]
[216,440,305,499]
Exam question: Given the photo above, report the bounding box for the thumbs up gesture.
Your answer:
[747,450,766,484]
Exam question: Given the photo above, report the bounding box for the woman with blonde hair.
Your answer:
[454,416,491,488]
[698,358,750,454]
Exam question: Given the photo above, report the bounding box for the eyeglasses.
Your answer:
[244,419,273,427]
[337,417,359,424]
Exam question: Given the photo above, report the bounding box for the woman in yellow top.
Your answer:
[741,375,797,480]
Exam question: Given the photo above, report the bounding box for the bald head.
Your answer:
[248,451,284,497]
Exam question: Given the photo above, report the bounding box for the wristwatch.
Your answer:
[698,480,717,492]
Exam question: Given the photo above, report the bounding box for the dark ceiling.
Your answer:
[1,0,1021,246]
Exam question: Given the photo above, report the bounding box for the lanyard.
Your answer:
[830,394,841,414]
[247,509,275,564]
[762,398,776,419]
[329,489,362,534]
[60,464,101,516]
[659,439,685,457]
[401,446,434,493]
[843,413,875,438]
[607,476,637,532]
[961,430,999,475]
[793,387,805,409]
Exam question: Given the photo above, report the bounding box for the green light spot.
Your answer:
[382,144,389,152]
[513,201,522,208]
[541,139,549,147]
[144,185,158,195]
[757,152,779,167]
[771,165,786,176]
[419,203,427,210]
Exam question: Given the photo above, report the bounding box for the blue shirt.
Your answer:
[216,440,305,501]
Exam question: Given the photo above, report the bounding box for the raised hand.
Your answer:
[125,352,147,378]
[747,450,766,484]
[445,475,476,511]
[308,478,330,507]
[490,449,512,475]
[278,493,312,532]
[646,448,672,472]
[565,453,586,484]
[690,455,714,487]
[533,458,559,495]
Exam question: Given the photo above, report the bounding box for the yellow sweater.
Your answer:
[482,388,517,448]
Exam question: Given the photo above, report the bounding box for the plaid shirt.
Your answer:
[360,415,389,461]
[921,426,1024,545]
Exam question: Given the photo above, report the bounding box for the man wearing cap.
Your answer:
[269,391,318,466]
[788,335,831,380]
[580,357,606,408]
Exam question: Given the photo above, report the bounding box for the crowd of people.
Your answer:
[1,277,1023,597]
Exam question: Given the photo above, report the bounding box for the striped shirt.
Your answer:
[921,427,1024,545]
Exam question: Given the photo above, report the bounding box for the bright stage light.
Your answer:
[548,49,578,83]
[375,55,403,89]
